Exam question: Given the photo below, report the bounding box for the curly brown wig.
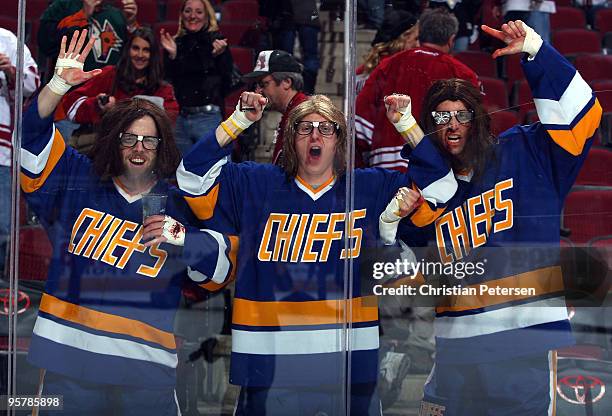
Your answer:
[91,98,180,180]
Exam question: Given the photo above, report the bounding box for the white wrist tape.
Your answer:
[231,101,255,130]
[385,102,417,134]
[48,74,72,95]
[521,23,543,59]
[47,53,84,95]
[162,216,185,246]
[381,196,403,224]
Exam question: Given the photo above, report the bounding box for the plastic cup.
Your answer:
[142,193,167,222]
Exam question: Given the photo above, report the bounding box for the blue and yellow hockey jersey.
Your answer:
[398,42,602,364]
[177,128,457,387]
[21,99,236,387]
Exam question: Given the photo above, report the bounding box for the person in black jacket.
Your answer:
[259,0,320,94]
[160,0,234,155]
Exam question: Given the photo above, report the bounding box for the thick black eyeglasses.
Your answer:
[295,121,338,136]
[431,110,474,125]
[119,132,161,150]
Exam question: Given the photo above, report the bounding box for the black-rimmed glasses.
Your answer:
[431,110,474,125]
[119,132,161,150]
[295,121,338,136]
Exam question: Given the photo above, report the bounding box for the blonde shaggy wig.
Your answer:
[282,95,348,178]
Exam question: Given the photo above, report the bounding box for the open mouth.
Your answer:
[309,146,322,157]
[129,156,146,166]
[446,134,461,144]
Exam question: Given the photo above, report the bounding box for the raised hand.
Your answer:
[160,28,177,59]
[395,187,423,218]
[384,94,412,124]
[239,91,268,123]
[82,0,101,18]
[122,0,138,25]
[482,20,531,59]
[55,29,101,87]
[38,30,101,117]
[212,38,228,57]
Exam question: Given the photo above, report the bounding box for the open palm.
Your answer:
[57,29,101,86]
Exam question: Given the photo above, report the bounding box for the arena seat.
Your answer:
[574,54,612,83]
[563,188,612,244]
[553,29,601,56]
[165,0,183,21]
[136,0,160,25]
[550,7,587,31]
[514,79,537,123]
[490,110,519,136]
[18,226,52,281]
[220,0,260,23]
[504,53,524,94]
[594,8,612,33]
[481,77,509,111]
[554,0,573,6]
[588,235,612,270]
[454,51,496,78]
[153,20,180,40]
[0,15,17,34]
[576,148,612,186]
[230,46,254,74]
[218,21,253,46]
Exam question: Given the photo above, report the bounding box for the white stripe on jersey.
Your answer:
[33,316,178,368]
[232,326,379,355]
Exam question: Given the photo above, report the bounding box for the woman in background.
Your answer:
[160,0,235,155]
[61,26,179,152]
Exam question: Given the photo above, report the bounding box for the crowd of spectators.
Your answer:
[0,0,611,413]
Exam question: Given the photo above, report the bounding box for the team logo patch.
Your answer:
[90,19,123,64]
[0,289,31,315]
[557,374,606,404]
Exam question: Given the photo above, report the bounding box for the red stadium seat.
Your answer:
[219,21,253,46]
[552,29,601,56]
[574,54,612,83]
[554,0,574,6]
[26,0,50,20]
[591,80,612,112]
[490,110,519,136]
[515,79,537,123]
[136,0,160,25]
[563,189,612,244]
[221,0,260,23]
[481,77,509,111]
[165,0,184,22]
[504,53,524,94]
[153,20,180,40]
[0,16,17,34]
[594,8,612,33]
[230,46,254,74]
[454,51,496,78]
[588,235,612,271]
[19,226,52,281]
[575,148,612,186]
[550,7,587,31]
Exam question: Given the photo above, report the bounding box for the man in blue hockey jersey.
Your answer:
[177,89,457,414]
[21,30,237,415]
[383,20,602,415]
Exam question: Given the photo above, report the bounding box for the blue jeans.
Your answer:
[358,0,385,28]
[504,11,551,43]
[0,165,10,274]
[273,25,320,95]
[174,107,222,156]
